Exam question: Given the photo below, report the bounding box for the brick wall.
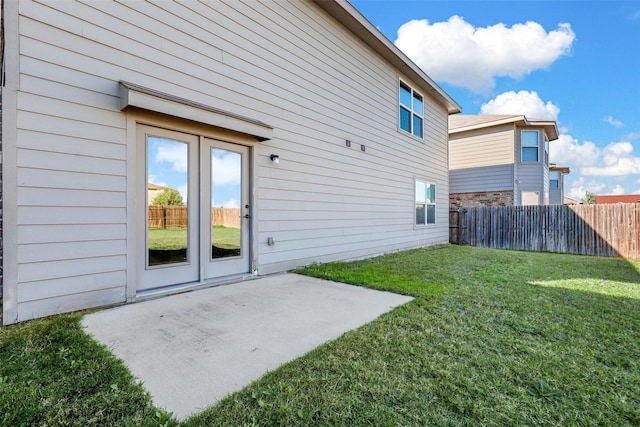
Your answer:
[449,190,514,208]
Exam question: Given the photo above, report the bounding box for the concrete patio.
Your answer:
[82,273,413,419]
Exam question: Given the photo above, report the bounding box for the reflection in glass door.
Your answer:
[211,148,242,259]
[202,139,250,279]
[138,125,199,292]
[147,137,189,266]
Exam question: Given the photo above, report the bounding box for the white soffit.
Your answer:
[119,81,273,141]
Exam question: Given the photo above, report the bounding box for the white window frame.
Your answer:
[399,80,424,139]
[521,130,540,162]
[415,179,436,226]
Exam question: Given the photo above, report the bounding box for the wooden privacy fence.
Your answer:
[450,203,640,259]
[148,206,241,229]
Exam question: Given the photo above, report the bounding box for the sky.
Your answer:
[351,0,640,200]
[148,137,241,208]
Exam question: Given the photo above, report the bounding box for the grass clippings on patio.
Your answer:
[187,246,639,426]
[1,246,639,426]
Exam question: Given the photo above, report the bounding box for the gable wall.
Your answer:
[4,0,451,323]
[449,124,515,193]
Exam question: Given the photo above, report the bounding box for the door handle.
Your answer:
[241,214,250,219]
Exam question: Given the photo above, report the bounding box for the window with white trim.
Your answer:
[415,180,436,225]
[399,81,424,138]
[521,130,539,162]
[549,171,560,189]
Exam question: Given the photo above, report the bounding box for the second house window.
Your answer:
[521,130,539,162]
[399,81,424,138]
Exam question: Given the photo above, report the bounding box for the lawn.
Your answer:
[147,226,240,251]
[1,246,639,426]
[148,226,241,265]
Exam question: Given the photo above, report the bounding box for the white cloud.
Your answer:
[566,177,606,201]
[550,134,600,167]
[177,183,188,203]
[603,115,623,127]
[221,198,240,209]
[212,151,241,186]
[153,140,188,172]
[626,132,640,140]
[394,16,575,92]
[581,142,640,176]
[480,90,560,120]
[611,184,626,195]
[148,174,167,188]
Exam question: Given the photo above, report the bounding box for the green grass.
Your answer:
[2,246,639,426]
[186,246,640,426]
[0,313,176,426]
[148,226,240,250]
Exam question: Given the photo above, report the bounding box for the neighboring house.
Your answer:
[448,115,560,207]
[563,196,581,205]
[548,164,570,205]
[0,0,460,324]
[596,194,640,204]
[147,183,170,206]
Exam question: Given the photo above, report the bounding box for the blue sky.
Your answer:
[148,138,241,208]
[352,0,640,199]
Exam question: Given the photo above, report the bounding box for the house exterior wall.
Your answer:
[2,0,453,324]
[514,126,549,206]
[0,90,3,325]
[448,124,515,193]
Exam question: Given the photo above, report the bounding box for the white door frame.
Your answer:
[134,120,255,296]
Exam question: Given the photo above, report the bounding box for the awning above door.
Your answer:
[119,81,273,141]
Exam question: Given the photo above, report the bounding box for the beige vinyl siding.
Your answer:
[7,0,451,322]
[449,125,515,169]
[449,124,515,193]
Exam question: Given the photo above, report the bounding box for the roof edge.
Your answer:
[450,114,559,141]
[313,0,461,115]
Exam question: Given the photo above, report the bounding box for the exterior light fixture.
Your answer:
[270,154,279,165]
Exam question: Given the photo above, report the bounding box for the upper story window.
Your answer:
[521,130,539,162]
[549,171,560,189]
[415,180,436,225]
[399,81,424,138]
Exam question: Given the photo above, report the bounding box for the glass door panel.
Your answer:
[137,125,199,291]
[147,137,189,266]
[202,139,250,279]
[211,148,242,259]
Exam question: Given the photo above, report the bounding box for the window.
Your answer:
[415,180,436,225]
[521,130,539,162]
[549,171,560,189]
[399,81,424,138]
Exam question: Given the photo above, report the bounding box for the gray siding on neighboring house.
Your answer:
[517,164,545,205]
[449,124,515,193]
[449,164,514,193]
[549,188,563,205]
[515,126,548,205]
[2,1,454,323]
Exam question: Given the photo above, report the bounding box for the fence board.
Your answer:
[450,203,640,259]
